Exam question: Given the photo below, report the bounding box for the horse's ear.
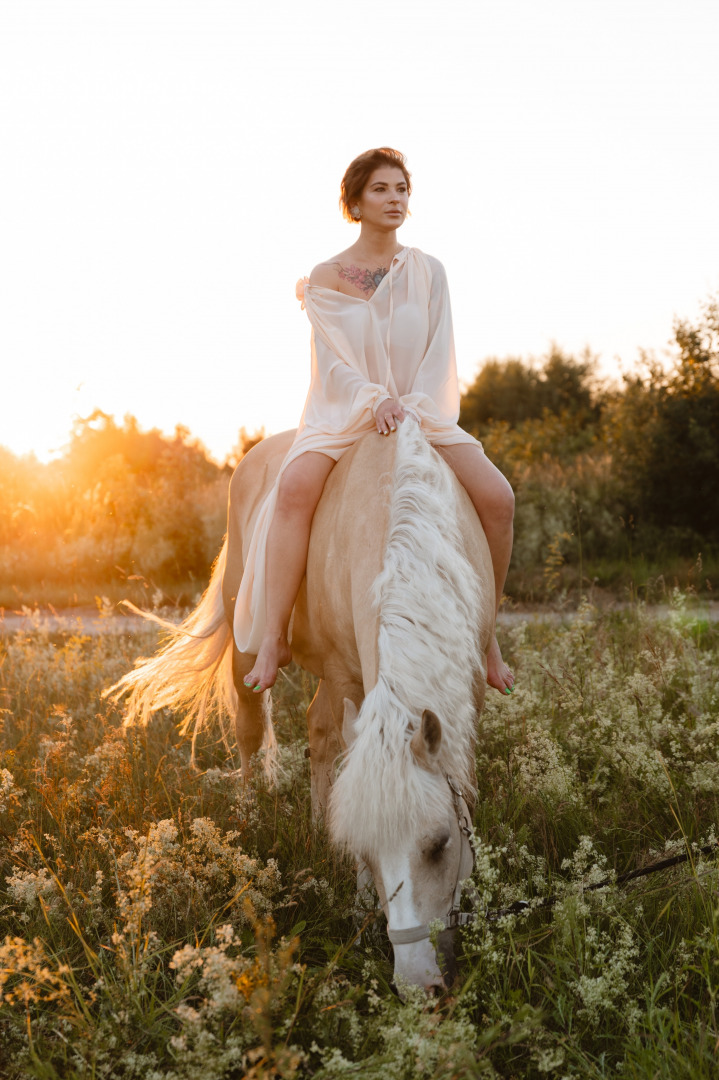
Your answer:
[342,698,360,747]
[410,709,443,769]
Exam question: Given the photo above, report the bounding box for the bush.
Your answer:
[0,411,258,606]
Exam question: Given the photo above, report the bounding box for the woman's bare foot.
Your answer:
[243,633,293,693]
[487,635,514,695]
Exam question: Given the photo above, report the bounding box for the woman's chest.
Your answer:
[342,298,429,353]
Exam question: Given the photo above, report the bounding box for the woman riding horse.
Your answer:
[108,148,512,989]
[237,146,515,697]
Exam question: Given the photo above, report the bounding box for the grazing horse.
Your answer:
[108,420,494,990]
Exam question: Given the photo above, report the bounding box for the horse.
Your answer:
[108,419,494,991]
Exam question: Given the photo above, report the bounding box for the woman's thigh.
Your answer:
[276,452,337,516]
[436,443,514,519]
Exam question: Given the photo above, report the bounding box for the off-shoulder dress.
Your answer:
[233,245,482,654]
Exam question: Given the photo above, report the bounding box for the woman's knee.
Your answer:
[276,458,332,516]
[482,475,515,527]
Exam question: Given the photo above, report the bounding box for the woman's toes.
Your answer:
[243,636,291,695]
[497,664,515,694]
[243,662,270,692]
[244,673,270,693]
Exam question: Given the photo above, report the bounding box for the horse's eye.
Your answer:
[427,834,450,862]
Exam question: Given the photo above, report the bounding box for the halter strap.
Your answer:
[386,775,479,947]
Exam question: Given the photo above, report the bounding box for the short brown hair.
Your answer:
[339,147,412,223]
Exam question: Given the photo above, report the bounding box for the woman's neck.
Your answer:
[350,227,403,266]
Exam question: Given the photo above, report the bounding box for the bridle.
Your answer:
[386,775,479,947]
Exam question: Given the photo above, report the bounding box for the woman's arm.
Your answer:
[313,334,392,420]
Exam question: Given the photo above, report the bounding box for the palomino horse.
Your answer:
[109,419,494,990]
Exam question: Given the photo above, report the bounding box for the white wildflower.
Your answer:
[0,769,22,814]
[6,867,58,908]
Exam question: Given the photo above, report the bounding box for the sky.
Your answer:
[1,0,718,462]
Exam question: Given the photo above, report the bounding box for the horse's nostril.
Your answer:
[424,982,444,998]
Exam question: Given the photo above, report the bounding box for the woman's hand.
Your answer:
[375,398,406,436]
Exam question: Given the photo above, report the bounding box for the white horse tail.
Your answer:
[105,536,250,768]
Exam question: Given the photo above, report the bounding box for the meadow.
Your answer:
[1,295,718,1076]
[1,596,718,1079]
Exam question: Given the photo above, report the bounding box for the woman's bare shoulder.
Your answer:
[309,248,355,289]
[309,261,340,289]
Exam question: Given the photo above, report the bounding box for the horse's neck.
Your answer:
[367,423,486,792]
[301,423,490,798]
[328,422,488,857]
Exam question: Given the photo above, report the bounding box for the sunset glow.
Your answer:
[2,0,718,461]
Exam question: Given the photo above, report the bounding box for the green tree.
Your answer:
[540,348,596,418]
[459,347,599,437]
[607,294,719,541]
[459,357,539,431]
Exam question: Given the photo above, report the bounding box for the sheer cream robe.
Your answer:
[233,245,482,654]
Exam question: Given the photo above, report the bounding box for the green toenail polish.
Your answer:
[254,683,262,692]
[505,687,512,694]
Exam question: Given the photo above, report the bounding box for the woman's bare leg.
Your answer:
[436,442,516,694]
[244,452,336,692]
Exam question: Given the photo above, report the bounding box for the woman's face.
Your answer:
[356,166,409,230]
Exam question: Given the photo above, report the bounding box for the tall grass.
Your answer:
[1,597,718,1077]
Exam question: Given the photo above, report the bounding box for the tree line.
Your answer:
[1,296,717,607]
[458,294,718,595]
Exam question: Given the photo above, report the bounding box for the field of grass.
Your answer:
[1,596,719,1078]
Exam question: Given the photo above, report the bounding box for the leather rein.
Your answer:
[386,775,479,947]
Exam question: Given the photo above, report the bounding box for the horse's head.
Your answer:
[333,701,476,993]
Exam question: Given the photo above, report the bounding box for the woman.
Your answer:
[238,147,515,695]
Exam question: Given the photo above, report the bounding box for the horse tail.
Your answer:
[105,536,272,771]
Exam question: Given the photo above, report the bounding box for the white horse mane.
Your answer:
[329,421,484,856]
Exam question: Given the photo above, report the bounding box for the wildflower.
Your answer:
[0,768,22,814]
[0,936,73,1008]
[572,922,641,1029]
[6,868,58,909]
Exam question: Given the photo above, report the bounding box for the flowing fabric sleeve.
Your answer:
[397,259,462,429]
[299,286,392,435]
[308,332,392,426]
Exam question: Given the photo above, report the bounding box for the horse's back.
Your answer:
[223,426,493,687]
